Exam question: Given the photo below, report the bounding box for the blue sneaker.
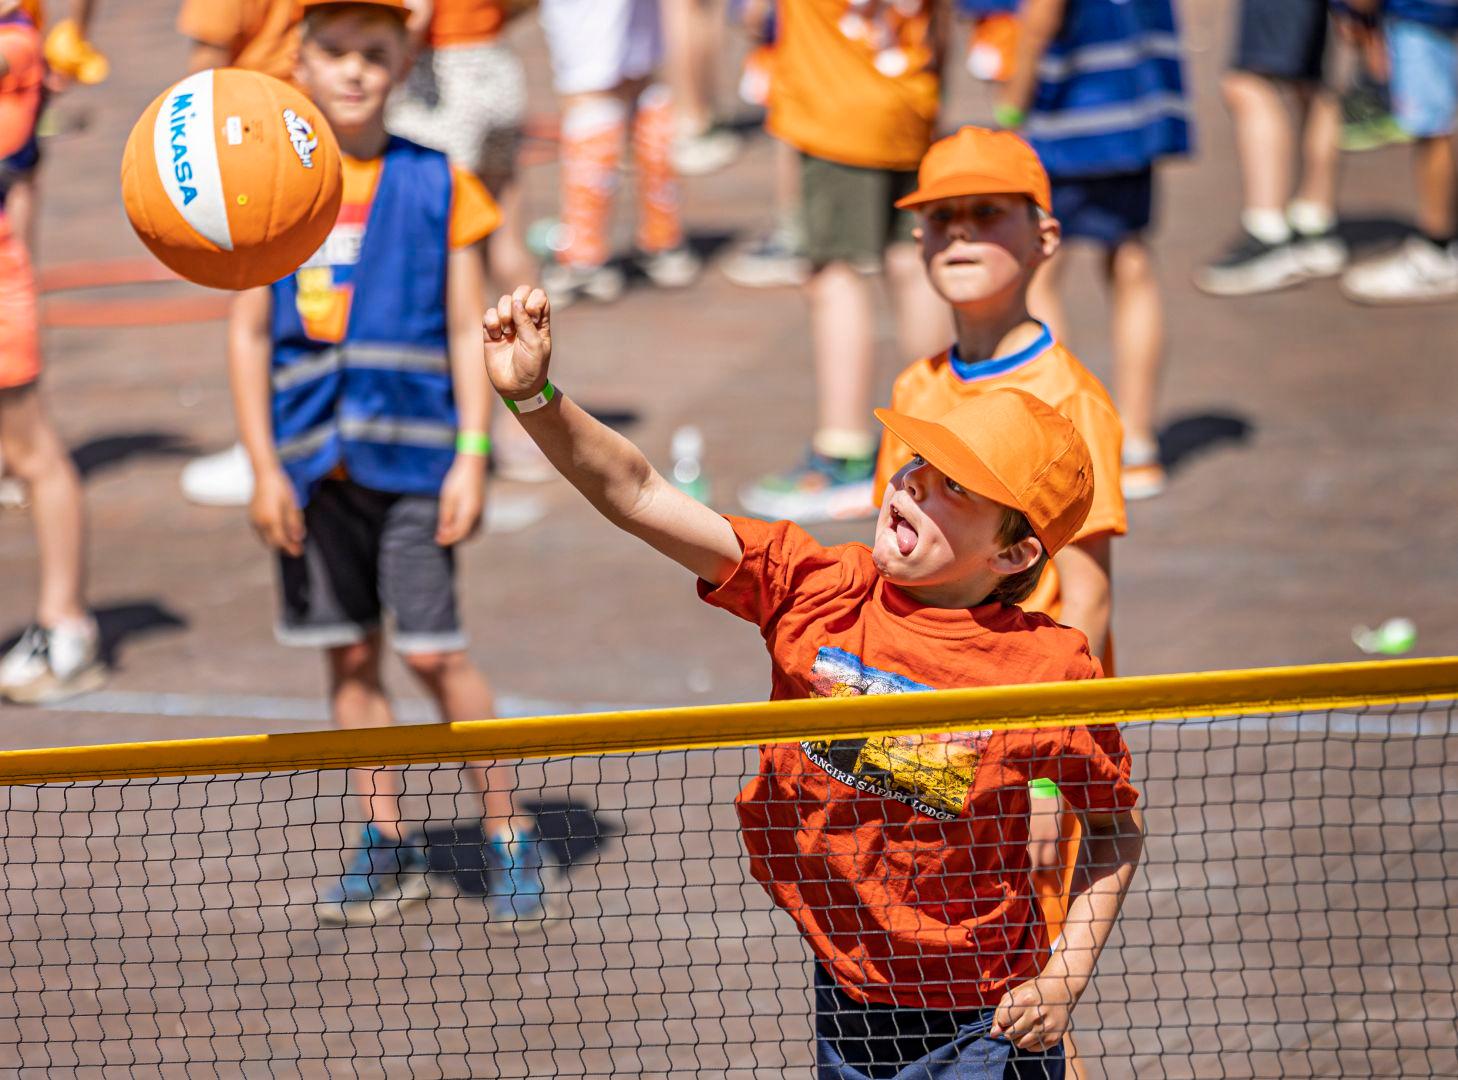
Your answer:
[738,451,877,524]
[485,829,548,923]
[316,825,430,927]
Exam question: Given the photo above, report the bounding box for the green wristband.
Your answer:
[994,103,1026,130]
[455,431,491,456]
[503,380,557,415]
[1028,777,1061,800]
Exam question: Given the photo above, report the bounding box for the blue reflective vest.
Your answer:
[1386,0,1458,30]
[270,137,456,505]
[1025,0,1192,179]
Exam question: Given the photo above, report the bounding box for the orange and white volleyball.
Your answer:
[120,69,343,291]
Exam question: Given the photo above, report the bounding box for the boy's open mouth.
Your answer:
[889,505,919,556]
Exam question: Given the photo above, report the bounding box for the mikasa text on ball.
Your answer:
[120,69,344,290]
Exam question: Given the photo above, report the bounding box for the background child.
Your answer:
[0,1,102,704]
[230,0,539,928]
[1001,0,1191,501]
[1197,0,1347,297]
[483,284,1144,1079]
[537,0,701,306]
[737,0,950,525]
[1338,0,1458,303]
[873,127,1125,671]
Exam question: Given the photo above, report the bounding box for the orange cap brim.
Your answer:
[895,175,1051,213]
[874,408,1021,511]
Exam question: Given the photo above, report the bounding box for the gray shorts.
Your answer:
[276,480,466,656]
[800,152,919,270]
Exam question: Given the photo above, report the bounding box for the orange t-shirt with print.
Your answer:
[768,0,941,170]
[874,334,1127,628]
[700,516,1139,1012]
[177,0,299,83]
[292,153,500,343]
[429,0,506,47]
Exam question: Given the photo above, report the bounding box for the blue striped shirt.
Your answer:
[1027,0,1192,179]
[1386,0,1458,30]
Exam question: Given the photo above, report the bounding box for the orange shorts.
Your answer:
[0,223,40,391]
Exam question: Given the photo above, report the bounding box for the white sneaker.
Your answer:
[638,246,703,290]
[180,443,255,507]
[670,127,742,177]
[0,618,106,704]
[1290,228,1348,279]
[720,228,811,289]
[0,475,27,510]
[1340,236,1458,305]
[540,260,627,307]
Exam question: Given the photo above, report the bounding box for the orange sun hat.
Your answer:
[895,125,1051,213]
[875,388,1093,556]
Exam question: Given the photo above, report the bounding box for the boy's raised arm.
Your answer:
[483,287,743,587]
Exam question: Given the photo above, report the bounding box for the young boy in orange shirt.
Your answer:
[484,286,1144,1078]
[873,127,1124,672]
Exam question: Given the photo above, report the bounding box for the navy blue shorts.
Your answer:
[1050,168,1154,248]
[814,966,1065,1080]
[1231,0,1329,83]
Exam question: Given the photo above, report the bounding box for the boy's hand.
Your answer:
[483,286,552,402]
[989,972,1078,1051]
[436,455,485,546]
[250,467,305,557]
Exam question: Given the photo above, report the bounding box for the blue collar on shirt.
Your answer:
[948,323,1054,382]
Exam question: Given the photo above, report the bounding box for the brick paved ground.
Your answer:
[0,2,1455,740]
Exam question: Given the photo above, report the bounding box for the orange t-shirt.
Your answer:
[874,334,1127,625]
[768,0,940,170]
[177,0,299,83]
[429,0,506,47]
[292,153,500,343]
[701,516,1139,1011]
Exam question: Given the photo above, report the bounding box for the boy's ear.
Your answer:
[991,536,1043,576]
[1037,213,1062,260]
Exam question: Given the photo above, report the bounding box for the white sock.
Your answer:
[1287,200,1335,236]
[1122,435,1160,468]
[1242,208,1291,246]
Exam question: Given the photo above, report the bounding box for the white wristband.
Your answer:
[503,381,556,415]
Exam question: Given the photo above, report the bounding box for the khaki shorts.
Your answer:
[800,152,919,270]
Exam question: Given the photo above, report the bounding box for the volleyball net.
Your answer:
[1,658,1455,1079]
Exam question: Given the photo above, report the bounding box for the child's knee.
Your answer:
[401,649,467,685]
[328,639,383,686]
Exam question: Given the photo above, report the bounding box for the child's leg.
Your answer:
[1412,135,1458,243]
[0,385,87,629]
[556,92,627,271]
[1221,70,1296,236]
[397,649,518,835]
[1107,236,1164,459]
[1293,81,1342,225]
[810,262,878,453]
[883,241,954,364]
[325,634,402,837]
[632,81,683,253]
[1026,246,1070,345]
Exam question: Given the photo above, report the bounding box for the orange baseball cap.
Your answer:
[895,126,1052,214]
[875,388,1093,556]
[297,0,410,16]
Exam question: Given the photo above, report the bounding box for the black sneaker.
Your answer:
[1194,230,1304,297]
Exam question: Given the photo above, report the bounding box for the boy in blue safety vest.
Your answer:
[997,0,1190,502]
[229,0,545,929]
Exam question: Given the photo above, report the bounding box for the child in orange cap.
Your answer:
[485,285,1144,1079]
[0,3,104,703]
[875,126,1125,675]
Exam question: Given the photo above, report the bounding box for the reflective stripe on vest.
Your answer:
[271,343,451,392]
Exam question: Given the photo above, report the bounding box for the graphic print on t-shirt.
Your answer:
[800,647,992,820]
[294,181,371,343]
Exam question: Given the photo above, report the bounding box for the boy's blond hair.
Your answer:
[301,3,408,41]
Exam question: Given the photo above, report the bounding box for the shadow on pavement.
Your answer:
[1160,411,1254,474]
[1338,215,1413,257]
[0,600,189,669]
[424,799,620,896]
[72,431,200,480]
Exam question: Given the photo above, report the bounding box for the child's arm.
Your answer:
[228,287,305,558]
[998,0,1067,119]
[991,806,1143,1050]
[1052,534,1111,660]
[483,287,743,586]
[437,244,489,546]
